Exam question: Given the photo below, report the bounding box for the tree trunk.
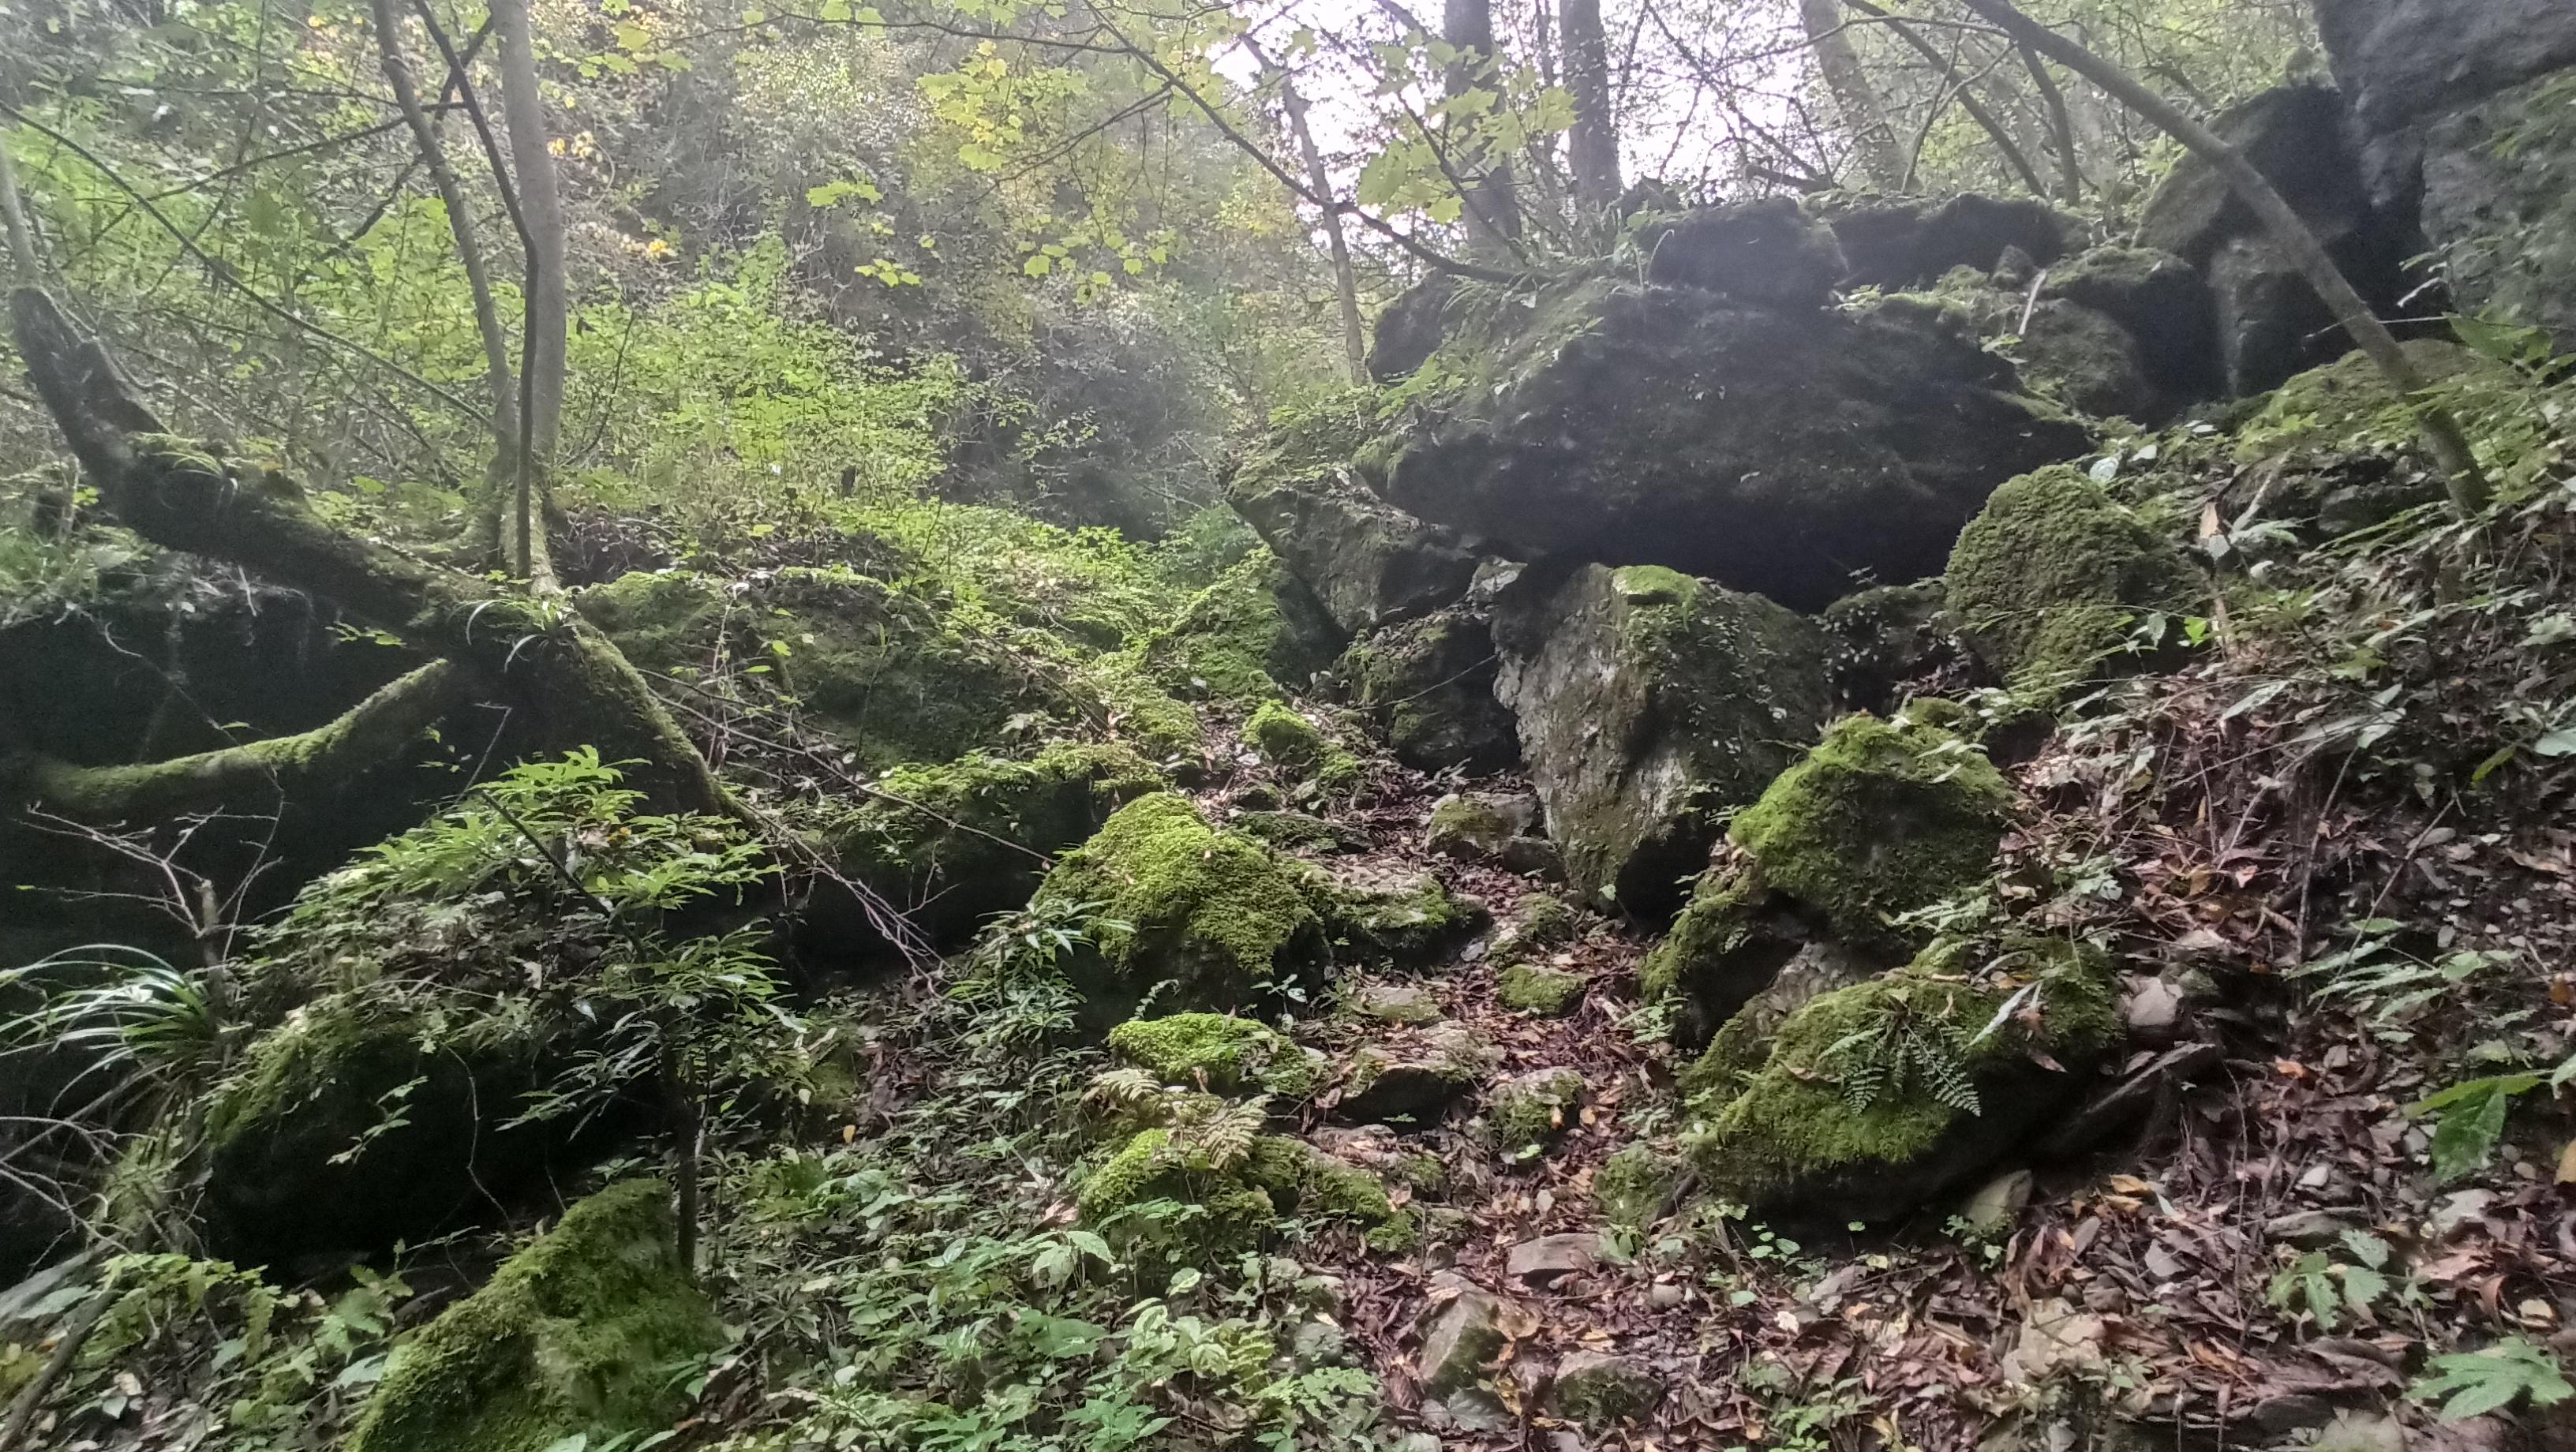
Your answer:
[1443,0,1522,250]
[0,129,36,280]
[1559,0,1621,213]
[1798,0,1905,192]
[9,286,738,817]
[369,0,520,474]
[2016,42,2085,203]
[1952,0,2491,515]
[1261,51,1368,384]
[490,0,567,585]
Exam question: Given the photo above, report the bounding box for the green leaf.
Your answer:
[2419,1076,2538,1182]
[2536,728,2576,758]
[615,21,652,51]
[2413,1338,2576,1421]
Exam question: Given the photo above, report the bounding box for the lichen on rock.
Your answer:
[345,1179,722,1452]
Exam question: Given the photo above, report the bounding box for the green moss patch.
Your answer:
[1106,1012,1324,1098]
[1945,466,2200,690]
[1685,936,2122,1222]
[1488,1067,1585,1155]
[346,1180,722,1452]
[1496,964,1584,1016]
[1075,1128,1401,1248]
[1144,553,1345,705]
[1038,793,1327,1021]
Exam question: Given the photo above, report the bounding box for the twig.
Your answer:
[0,1285,113,1452]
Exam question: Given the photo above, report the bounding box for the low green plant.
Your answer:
[2410,1337,2575,1421]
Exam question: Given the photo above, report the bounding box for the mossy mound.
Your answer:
[1683,936,2122,1223]
[579,567,1045,769]
[1593,1143,1680,1228]
[202,993,555,1267]
[1488,1067,1585,1155]
[1241,700,1361,791]
[1945,466,2200,689]
[1106,1012,1325,1098]
[1076,1128,1404,1248]
[1498,894,1580,957]
[1496,964,1584,1016]
[1729,714,2010,956]
[346,1180,723,1452]
[1037,793,1328,1023]
[1144,552,1346,705]
[818,741,1164,950]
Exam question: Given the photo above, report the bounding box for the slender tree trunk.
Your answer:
[1954,0,2490,515]
[1798,0,1905,191]
[369,0,519,472]
[1443,0,1522,251]
[1844,0,2046,197]
[490,0,567,585]
[1250,42,1367,384]
[1559,0,1621,212]
[2016,42,2085,203]
[0,129,36,280]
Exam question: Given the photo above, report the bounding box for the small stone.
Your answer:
[1354,982,1443,1026]
[1436,1387,1514,1433]
[1338,1023,1492,1127]
[2248,1393,2337,1435]
[2431,1189,2498,1241]
[1425,791,1542,863]
[1487,1068,1586,1155]
[2264,1209,2358,1248]
[2308,1412,2407,1452]
[1548,1349,1665,1427]
[1500,836,1566,880]
[1960,1169,2034,1235]
[1416,1273,1506,1395]
[1496,964,1586,1016]
[2120,975,2184,1047]
[1649,1282,1687,1309]
[1506,1232,1602,1286]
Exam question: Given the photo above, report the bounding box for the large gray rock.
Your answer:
[2138,80,2419,396]
[1340,602,1518,775]
[1380,277,2088,611]
[2419,76,2576,352]
[2314,0,2576,204]
[1492,563,1832,919]
[1224,402,1480,635]
[1638,197,1848,307]
[2039,245,2218,400]
[1826,193,2070,289]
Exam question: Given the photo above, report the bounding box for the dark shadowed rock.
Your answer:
[1368,273,1461,383]
[1380,278,2090,611]
[1341,601,1518,776]
[2313,0,2576,205]
[2040,245,2219,399]
[2210,236,2352,398]
[1828,194,2071,289]
[1639,197,1848,308]
[1225,399,1481,635]
[1492,563,1831,918]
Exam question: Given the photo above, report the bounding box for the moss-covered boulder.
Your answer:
[1493,563,1833,917]
[1241,700,1361,791]
[814,742,1163,952]
[1684,937,2123,1223]
[202,994,555,1267]
[579,567,1041,769]
[1487,1067,1585,1156]
[1076,1129,1406,1248]
[1337,1021,1494,1127]
[2227,342,2505,533]
[1224,393,1481,634]
[1311,868,1488,969]
[1379,276,2089,610]
[2039,245,2218,399]
[1106,1012,1326,1098]
[1144,553,1346,705]
[1825,193,2070,290]
[1340,603,1518,775]
[1642,715,2008,1042]
[1037,793,1328,1024]
[346,1180,723,1452]
[1496,964,1585,1016]
[1820,581,1962,716]
[1593,1143,1680,1228]
[1945,466,2200,689]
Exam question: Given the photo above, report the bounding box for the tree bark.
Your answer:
[368,0,520,473]
[1443,0,1523,250]
[0,129,36,281]
[489,0,567,584]
[9,286,738,817]
[1559,0,1621,212]
[1247,39,1368,384]
[1798,0,1906,192]
[1953,0,2491,515]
